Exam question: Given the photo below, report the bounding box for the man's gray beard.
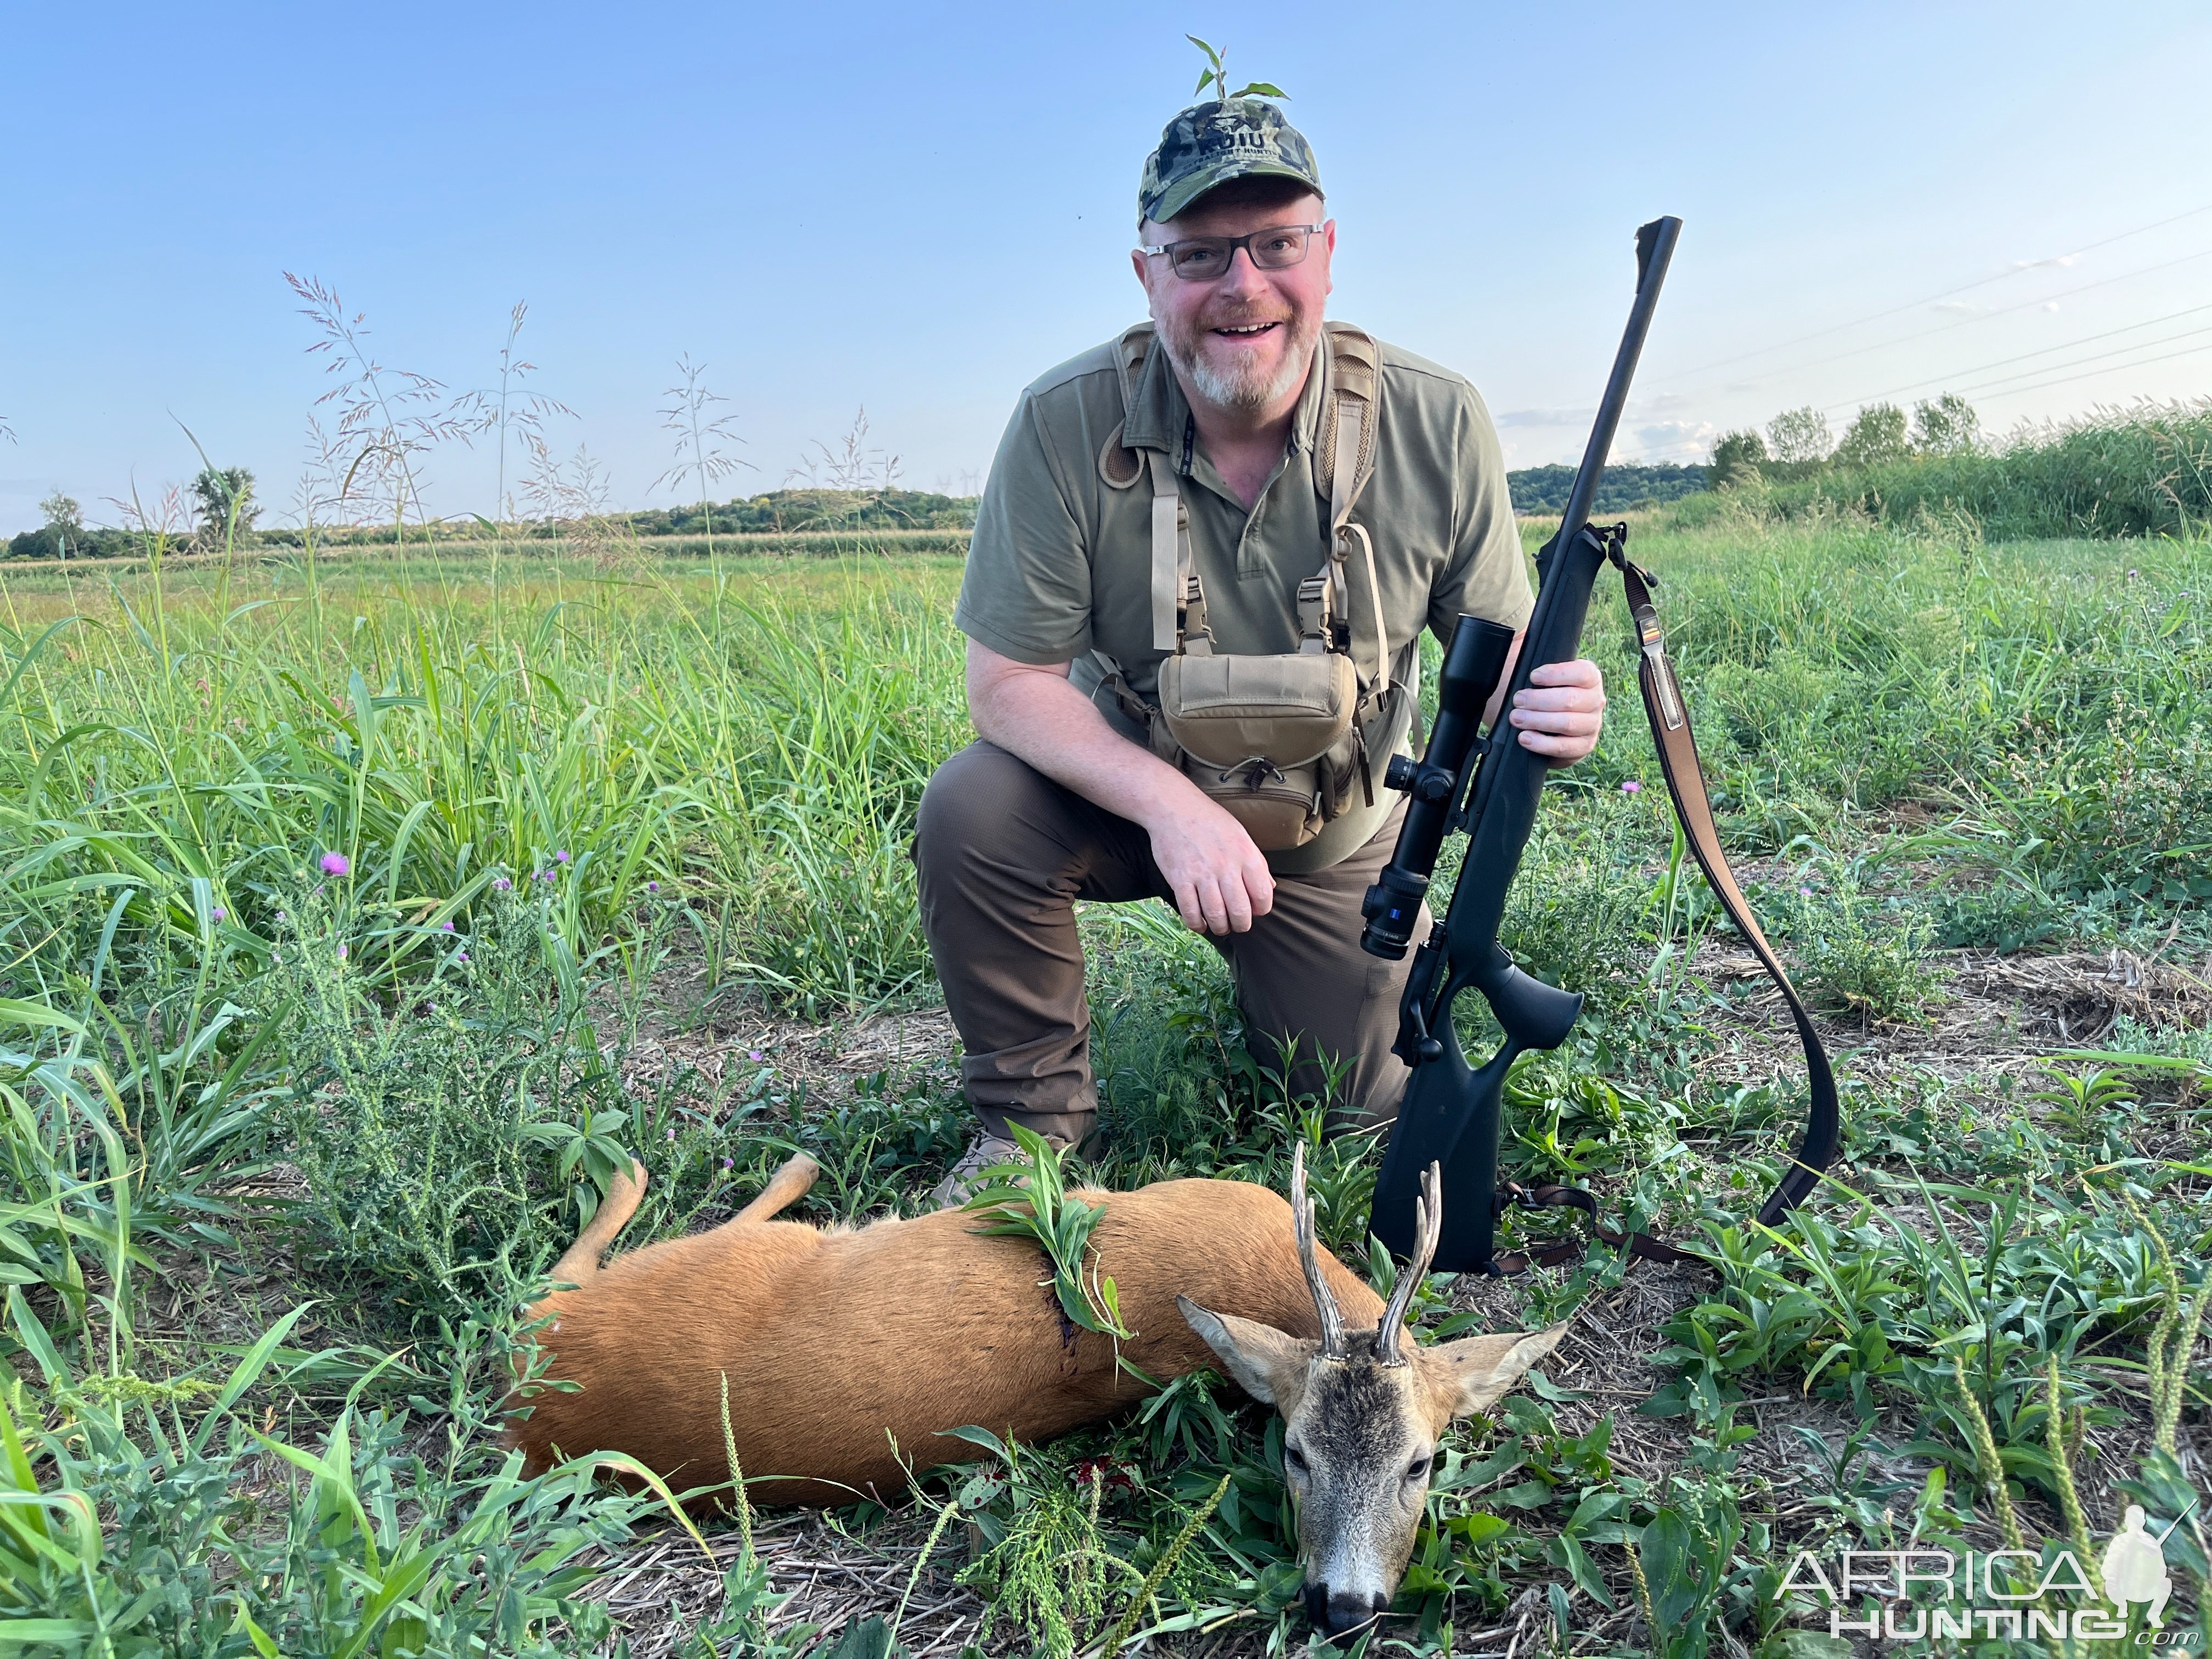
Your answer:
[1161,312,1320,414]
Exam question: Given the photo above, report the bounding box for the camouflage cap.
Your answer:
[1138,98,1323,227]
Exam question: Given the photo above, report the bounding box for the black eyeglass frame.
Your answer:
[1137,223,1328,282]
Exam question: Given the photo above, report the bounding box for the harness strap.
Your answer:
[1149,455,1183,653]
[1487,529,1842,1274]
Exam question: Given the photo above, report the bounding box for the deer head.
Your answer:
[1178,1147,1568,1640]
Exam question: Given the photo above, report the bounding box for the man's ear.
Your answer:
[1177,1296,1314,1409]
[1419,1321,1572,1423]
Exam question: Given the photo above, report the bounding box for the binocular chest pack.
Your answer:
[1091,322,1401,851]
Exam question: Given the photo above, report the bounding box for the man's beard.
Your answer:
[1158,306,1321,414]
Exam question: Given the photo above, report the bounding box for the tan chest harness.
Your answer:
[1092,322,1402,851]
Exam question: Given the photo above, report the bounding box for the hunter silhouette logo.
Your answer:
[2102,1502,2188,1629]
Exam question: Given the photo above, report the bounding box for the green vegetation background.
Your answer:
[0,465,2208,1653]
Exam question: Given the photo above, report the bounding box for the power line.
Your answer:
[1697,244,2212,396]
[1656,200,2212,383]
[1967,337,2212,403]
[1950,322,2212,399]
[1821,300,2212,413]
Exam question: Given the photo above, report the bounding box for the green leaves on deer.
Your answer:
[963,1124,1135,1342]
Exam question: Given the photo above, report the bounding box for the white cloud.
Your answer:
[1628,419,1717,462]
[1496,405,1594,430]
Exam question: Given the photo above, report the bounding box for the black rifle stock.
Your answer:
[1361,217,1682,1274]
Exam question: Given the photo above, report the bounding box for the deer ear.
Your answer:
[1177,1296,1314,1408]
[1420,1321,1572,1421]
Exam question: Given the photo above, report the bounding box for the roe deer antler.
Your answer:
[1290,1141,1346,1359]
[1374,1160,1442,1366]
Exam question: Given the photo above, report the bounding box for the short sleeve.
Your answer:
[955,391,1095,665]
[1426,386,1534,644]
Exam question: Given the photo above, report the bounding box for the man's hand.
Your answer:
[1505,659,1606,763]
[964,637,1274,935]
[1142,796,1275,935]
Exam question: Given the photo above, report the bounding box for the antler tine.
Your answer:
[1291,1142,1346,1358]
[1376,1161,1444,1365]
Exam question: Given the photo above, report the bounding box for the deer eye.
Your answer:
[1284,1444,1308,1477]
[1405,1453,1432,1482]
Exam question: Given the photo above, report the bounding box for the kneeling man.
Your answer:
[919,94,1607,1201]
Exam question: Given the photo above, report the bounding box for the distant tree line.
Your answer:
[8,480,978,560]
[8,467,261,560]
[1506,462,1708,515]
[1709,394,1982,488]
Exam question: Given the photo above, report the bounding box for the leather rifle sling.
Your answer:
[1488,529,1842,1274]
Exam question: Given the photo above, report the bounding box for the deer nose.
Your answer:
[1304,1581,1389,1636]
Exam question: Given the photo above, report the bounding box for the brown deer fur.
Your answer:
[506,1153,1391,1505]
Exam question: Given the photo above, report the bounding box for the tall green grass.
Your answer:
[0,544,967,1026]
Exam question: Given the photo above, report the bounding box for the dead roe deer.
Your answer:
[506,1146,1564,1637]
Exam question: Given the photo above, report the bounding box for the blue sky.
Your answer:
[4,1,2209,532]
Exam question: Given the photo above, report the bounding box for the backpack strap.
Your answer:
[1316,325,1389,698]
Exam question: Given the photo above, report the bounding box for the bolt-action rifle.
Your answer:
[1358,217,1840,1275]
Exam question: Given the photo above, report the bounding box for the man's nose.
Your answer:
[1215,246,1268,295]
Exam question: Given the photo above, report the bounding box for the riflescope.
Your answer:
[1357,614,1516,962]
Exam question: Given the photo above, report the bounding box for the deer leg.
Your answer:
[729,1153,821,1224]
[549,1159,648,1286]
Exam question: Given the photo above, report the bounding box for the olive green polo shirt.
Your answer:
[956,323,1534,873]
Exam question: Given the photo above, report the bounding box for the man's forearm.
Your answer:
[970,668,1205,831]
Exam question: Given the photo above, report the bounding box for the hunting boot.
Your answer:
[930,1127,1091,1209]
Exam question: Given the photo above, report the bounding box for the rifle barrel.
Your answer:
[1554,217,1682,550]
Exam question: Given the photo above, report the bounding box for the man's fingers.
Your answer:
[1510,706,1605,736]
[1512,685,1607,715]
[1243,861,1276,919]
[1515,727,1590,757]
[1169,876,1207,932]
[1190,872,1231,935]
[1221,879,1254,934]
[1525,659,1604,689]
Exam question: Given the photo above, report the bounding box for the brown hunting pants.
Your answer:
[913,741,1427,1144]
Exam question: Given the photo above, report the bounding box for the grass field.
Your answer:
[1,504,2208,1655]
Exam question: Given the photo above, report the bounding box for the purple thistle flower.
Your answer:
[721,1156,733,1170]
[455,950,470,963]
[748,1049,764,1062]
[1799,885,1814,897]
[555,849,570,865]
[1620,780,1641,795]
[336,944,348,961]
[320,852,349,877]
[441,920,455,931]
[492,876,512,892]
[274,910,286,922]
[667,1127,677,1141]
[211,907,225,922]
[646,881,659,893]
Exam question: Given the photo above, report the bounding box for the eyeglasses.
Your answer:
[1138,223,1325,282]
